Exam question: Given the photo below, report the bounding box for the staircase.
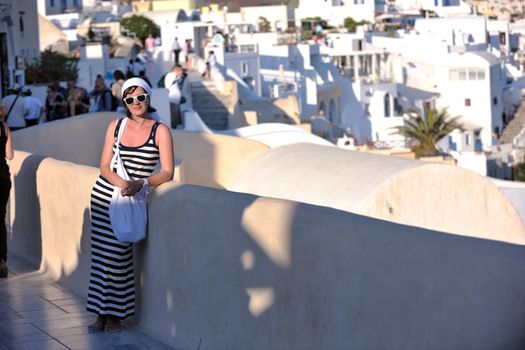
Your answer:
[499,101,525,144]
[190,80,232,130]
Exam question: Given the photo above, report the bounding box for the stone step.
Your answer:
[499,106,525,144]
[191,94,228,104]
[198,110,229,130]
[193,108,230,116]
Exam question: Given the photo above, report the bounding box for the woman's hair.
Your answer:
[122,85,156,118]
[113,69,125,81]
[0,103,5,121]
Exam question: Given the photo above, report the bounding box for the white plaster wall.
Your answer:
[414,17,487,45]
[492,178,525,222]
[6,151,525,349]
[452,151,488,176]
[224,52,261,96]
[240,5,290,31]
[295,0,375,24]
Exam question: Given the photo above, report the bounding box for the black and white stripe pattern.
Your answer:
[86,119,160,318]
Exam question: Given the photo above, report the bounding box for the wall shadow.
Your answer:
[9,153,46,267]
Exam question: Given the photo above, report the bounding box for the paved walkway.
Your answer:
[0,254,174,350]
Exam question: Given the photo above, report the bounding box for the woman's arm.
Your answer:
[123,123,174,195]
[148,123,174,186]
[68,100,76,116]
[4,122,13,160]
[99,119,127,189]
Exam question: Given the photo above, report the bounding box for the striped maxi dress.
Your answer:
[86,118,160,318]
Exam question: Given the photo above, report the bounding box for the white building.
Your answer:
[295,0,376,27]
[370,17,504,151]
[240,5,294,32]
[203,36,262,97]
[0,0,40,94]
[37,0,117,16]
[389,0,471,16]
[235,32,343,124]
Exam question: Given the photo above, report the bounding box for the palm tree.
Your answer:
[393,108,463,157]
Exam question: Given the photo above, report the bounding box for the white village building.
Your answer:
[295,0,377,27]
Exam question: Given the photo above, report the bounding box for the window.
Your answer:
[499,32,506,45]
[477,69,485,80]
[242,62,249,76]
[19,11,24,38]
[465,134,470,146]
[394,97,402,115]
[449,68,485,81]
[50,0,55,7]
[493,97,498,105]
[465,98,471,106]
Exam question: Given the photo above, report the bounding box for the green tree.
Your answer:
[514,161,525,181]
[258,16,271,32]
[25,49,78,84]
[120,15,159,43]
[393,108,463,157]
[344,16,368,33]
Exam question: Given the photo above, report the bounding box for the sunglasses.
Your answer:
[123,93,149,105]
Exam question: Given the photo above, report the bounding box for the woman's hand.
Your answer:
[121,179,144,197]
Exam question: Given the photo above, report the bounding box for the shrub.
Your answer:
[25,49,78,84]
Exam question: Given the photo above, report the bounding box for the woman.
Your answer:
[0,103,13,278]
[68,88,90,116]
[86,78,174,332]
[111,70,126,113]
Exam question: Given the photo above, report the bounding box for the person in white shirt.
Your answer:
[2,84,26,131]
[163,64,186,128]
[22,87,43,126]
[171,37,181,65]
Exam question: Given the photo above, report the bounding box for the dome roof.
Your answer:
[230,143,525,244]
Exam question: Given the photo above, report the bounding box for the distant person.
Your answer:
[50,79,67,103]
[315,23,323,35]
[86,77,174,332]
[172,37,182,65]
[0,102,13,278]
[111,70,126,112]
[126,59,135,79]
[65,78,78,101]
[22,87,44,126]
[45,86,68,121]
[68,87,90,116]
[184,38,194,70]
[3,84,26,130]
[202,50,217,79]
[164,64,187,128]
[89,76,112,113]
[145,34,155,61]
[138,70,152,87]
[136,48,148,66]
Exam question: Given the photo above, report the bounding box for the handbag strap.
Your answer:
[110,118,129,180]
